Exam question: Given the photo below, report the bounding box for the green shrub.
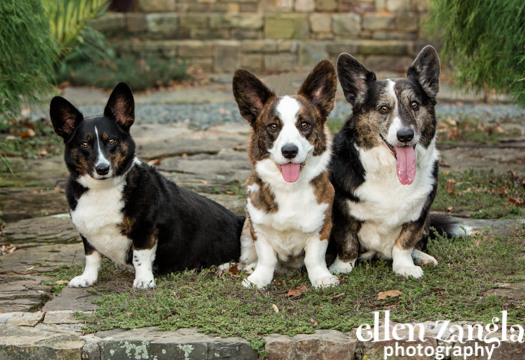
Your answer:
[426,0,525,105]
[54,55,188,91]
[0,0,58,118]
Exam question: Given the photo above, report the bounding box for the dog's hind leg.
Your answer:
[238,218,258,274]
[412,249,438,267]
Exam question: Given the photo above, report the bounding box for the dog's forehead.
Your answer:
[77,116,121,136]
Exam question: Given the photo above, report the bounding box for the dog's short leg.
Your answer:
[69,236,102,287]
[238,218,258,274]
[329,256,357,274]
[132,242,157,289]
[305,237,339,289]
[329,203,360,274]
[242,236,277,289]
[392,246,423,278]
[412,249,438,266]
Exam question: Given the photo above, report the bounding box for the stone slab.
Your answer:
[0,326,84,360]
[4,311,44,327]
[0,189,69,223]
[0,243,84,274]
[42,288,99,313]
[96,327,257,360]
[1,215,79,246]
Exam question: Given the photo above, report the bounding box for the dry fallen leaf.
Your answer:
[285,285,308,298]
[445,206,453,213]
[227,264,240,276]
[377,290,402,300]
[331,293,345,300]
[55,280,69,284]
[272,304,279,313]
[443,170,451,175]
[445,179,457,194]
[310,318,318,326]
[225,191,235,195]
[147,158,162,166]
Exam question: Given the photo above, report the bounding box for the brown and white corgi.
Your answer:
[232,60,340,289]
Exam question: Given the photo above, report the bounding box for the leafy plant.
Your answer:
[0,0,58,118]
[426,0,525,105]
[43,0,110,59]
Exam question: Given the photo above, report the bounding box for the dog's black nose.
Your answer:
[397,128,414,143]
[281,144,298,159]
[95,164,110,176]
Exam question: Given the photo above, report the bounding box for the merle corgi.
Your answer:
[50,83,244,289]
[329,46,469,278]
[232,60,340,289]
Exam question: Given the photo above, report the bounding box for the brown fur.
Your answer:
[312,171,335,241]
[118,216,135,235]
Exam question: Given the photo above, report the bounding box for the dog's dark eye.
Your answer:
[269,124,278,131]
[380,106,389,114]
[108,139,116,145]
[410,101,419,110]
[301,122,309,130]
[81,142,89,149]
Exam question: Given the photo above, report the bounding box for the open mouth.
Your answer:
[280,162,304,183]
[380,135,417,186]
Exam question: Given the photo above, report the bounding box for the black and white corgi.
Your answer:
[233,60,340,289]
[329,46,468,278]
[50,83,244,289]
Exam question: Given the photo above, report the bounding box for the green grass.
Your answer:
[45,225,525,353]
[433,169,525,219]
[54,54,188,91]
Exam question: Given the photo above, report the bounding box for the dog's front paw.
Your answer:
[242,273,271,289]
[329,258,355,274]
[394,265,424,278]
[311,275,340,289]
[133,277,156,289]
[68,275,96,288]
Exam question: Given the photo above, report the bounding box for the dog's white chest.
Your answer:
[248,183,327,260]
[348,142,438,255]
[70,176,132,267]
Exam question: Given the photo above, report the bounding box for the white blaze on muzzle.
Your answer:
[269,96,314,182]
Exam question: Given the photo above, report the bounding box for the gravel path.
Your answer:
[29,101,525,130]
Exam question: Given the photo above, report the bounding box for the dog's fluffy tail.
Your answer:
[418,213,472,251]
[429,213,472,238]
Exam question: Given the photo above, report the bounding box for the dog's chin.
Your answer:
[90,173,112,181]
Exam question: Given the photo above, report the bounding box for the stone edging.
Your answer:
[1,311,523,359]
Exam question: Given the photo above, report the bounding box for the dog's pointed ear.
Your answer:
[49,97,84,141]
[104,83,135,131]
[297,59,337,119]
[232,69,276,126]
[337,53,376,106]
[407,45,440,98]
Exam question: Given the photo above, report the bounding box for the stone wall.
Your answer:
[90,0,432,73]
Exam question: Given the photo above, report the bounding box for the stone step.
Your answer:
[1,314,524,359]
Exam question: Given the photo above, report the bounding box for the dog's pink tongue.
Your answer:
[281,163,301,183]
[395,146,416,185]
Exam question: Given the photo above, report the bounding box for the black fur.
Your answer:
[51,83,244,276]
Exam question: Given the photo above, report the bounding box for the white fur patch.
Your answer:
[392,246,423,278]
[71,174,132,269]
[269,96,313,165]
[304,238,339,288]
[412,249,438,267]
[93,126,112,180]
[329,256,357,274]
[133,243,157,289]
[69,251,102,287]
[348,137,439,260]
